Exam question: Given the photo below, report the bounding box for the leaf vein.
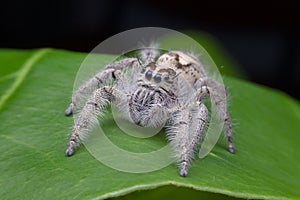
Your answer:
[0,48,51,111]
[0,71,18,82]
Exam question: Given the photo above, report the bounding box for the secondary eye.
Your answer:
[145,70,152,80]
[153,74,162,83]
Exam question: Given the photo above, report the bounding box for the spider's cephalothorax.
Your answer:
[65,47,235,177]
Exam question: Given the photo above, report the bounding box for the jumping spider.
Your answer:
[65,47,235,177]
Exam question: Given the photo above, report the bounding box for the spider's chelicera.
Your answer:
[65,46,235,177]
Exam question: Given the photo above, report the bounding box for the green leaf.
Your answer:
[0,49,299,200]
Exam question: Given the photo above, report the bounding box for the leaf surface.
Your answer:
[0,49,299,200]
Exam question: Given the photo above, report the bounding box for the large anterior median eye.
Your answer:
[153,74,162,83]
[145,70,152,80]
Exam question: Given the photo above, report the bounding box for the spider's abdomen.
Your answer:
[156,51,206,85]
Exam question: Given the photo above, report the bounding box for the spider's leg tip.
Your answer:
[65,147,75,157]
[179,161,189,177]
[228,146,236,154]
[179,169,188,177]
[65,106,73,116]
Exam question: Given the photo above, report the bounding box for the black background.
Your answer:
[1,0,299,99]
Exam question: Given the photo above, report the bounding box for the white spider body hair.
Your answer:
[65,47,235,177]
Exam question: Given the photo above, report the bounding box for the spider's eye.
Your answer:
[153,74,162,83]
[145,70,152,80]
[164,76,169,82]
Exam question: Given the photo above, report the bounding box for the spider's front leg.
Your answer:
[167,102,208,177]
[66,86,113,156]
[65,58,138,116]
